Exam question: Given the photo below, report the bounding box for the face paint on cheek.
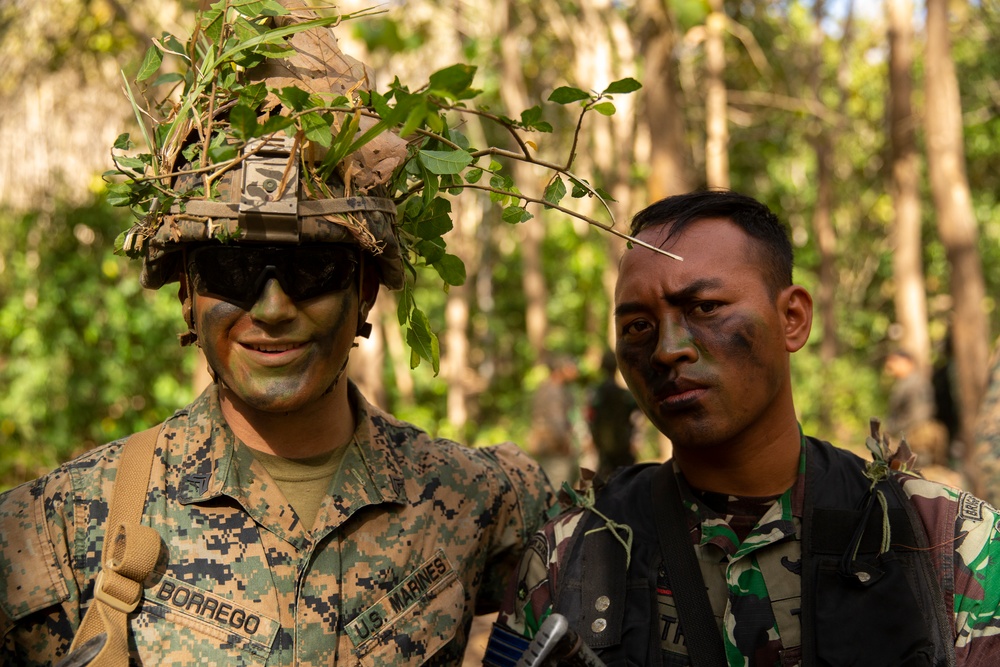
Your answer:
[198,300,244,370]
[693,314,763,367]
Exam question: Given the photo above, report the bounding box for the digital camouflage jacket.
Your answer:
[0,383,556,666]
[492,437,1000,666]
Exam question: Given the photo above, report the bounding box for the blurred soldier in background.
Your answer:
[884,349,950,469]
[585,351,637,481]
[972,339,1000,506]
[527,356,580,492]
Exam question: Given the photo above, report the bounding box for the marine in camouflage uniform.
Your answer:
[0,5,555,665]
[0,383,552,666]
[485,191,1000,666]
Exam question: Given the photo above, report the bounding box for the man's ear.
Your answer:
[778,285,813,353]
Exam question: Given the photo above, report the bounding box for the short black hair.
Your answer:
[629,189,794,297]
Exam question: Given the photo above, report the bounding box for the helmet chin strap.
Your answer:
[355,251,373,339]
[179,247,199,347]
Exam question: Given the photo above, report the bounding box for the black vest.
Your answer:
[553,438,956,666]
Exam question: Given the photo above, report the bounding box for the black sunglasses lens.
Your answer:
[188,245,357,305]
[189,247,261,303]
[287,246,358,299]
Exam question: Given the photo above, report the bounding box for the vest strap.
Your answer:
[651,464,727,666]
[65,424,162,667]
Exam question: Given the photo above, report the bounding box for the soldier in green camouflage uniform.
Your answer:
[485,191,1000,666]
[0,6,555,666]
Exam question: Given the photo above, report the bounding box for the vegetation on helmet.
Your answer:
[105,0,640,372]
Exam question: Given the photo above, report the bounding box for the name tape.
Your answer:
[345,549,457,647]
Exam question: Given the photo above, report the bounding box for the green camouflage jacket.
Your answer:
[0,383,555,666]
[495,440,1000,666]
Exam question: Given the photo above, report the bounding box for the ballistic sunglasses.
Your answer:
[186,244,359,309]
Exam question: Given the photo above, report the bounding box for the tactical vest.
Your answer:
[553,438,956,667]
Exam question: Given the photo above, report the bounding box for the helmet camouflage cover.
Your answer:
[129,1,408,292]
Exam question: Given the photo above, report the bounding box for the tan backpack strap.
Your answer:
[67,424,163,667]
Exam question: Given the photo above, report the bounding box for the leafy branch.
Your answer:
[105,0,647,372]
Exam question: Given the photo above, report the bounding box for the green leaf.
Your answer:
[415,238,446,264]
[548,86,590,104]
[433,253,467,286]
[425,110,445,134]
[592,101,616,116]
[502,206,533,224]
[239,82,269,110]
[207,141,238,163]
[397,283,414,325]
[520,105,543,126]
[595,187,616,202]
[543,177,567,207]
[115,156,149,171]
[399,103,427,138]
[233,1,268,17]
[300,112,332,147]
[419,149,473,175]
[260,114,295,136]
[113,133,132,150]
[602,77,642,95]
[151,72,184,87]
[137,46,163,82]
[465,168,484,184]
[569,177,590,198]
[276,86,312,111]
[229,104,259,140]
[105,183,135,207]
[405,308,440,374]
[428,64,477,97]
[414,199,453,238]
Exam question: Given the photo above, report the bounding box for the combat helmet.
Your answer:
[119,1,408,343]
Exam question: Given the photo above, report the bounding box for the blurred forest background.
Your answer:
[1,0,998,494]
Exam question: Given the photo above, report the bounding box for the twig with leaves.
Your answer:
[105,0,653,371]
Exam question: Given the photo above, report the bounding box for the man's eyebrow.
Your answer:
[665,278,725,303]
[614,301,646,318]
[614,278,725,317]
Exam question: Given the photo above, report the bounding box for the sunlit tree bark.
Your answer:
[924,0,990,471]
[704,0,730,189]
[805,0,850,428]
[635,0,695,200]
[886,0,931,369]
[500,0,548,352]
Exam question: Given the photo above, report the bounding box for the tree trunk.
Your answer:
[500,0,548,352]
[886,0,931,369]
[924,0,990,472]
[704,1,730,189]
[572,0,638,351]
[636,0,695,200]
[806,0,845,428]
[443,196,475,433]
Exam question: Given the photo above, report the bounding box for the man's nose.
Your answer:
[652,314,698,367]
[249,278,297,322]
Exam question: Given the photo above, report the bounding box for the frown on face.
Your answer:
[613,217,812,451]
